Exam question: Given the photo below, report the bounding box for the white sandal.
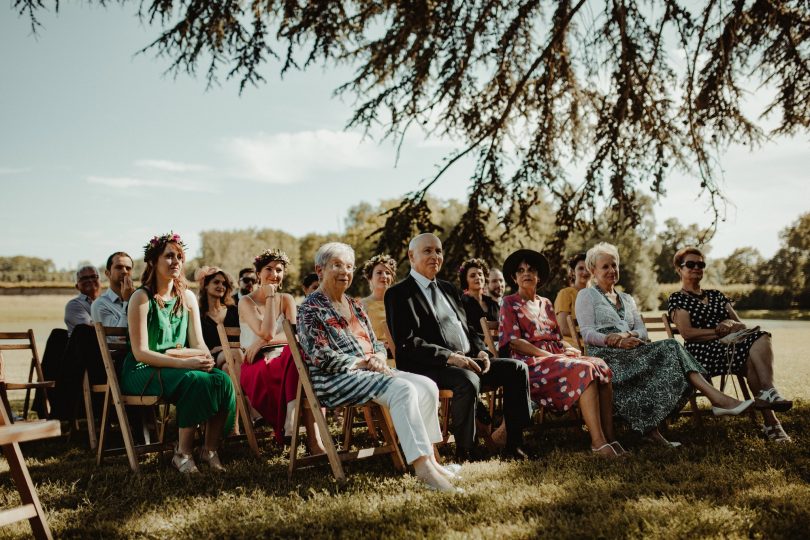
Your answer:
[172,445,200,474]
[198,448,226,471]
[591,443,620,458]
[755,388,793,412]
[763,423,792,443]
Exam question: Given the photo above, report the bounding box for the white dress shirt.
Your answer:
[409,269,471,354]
[90,287,128,328]
[65,294,93,336]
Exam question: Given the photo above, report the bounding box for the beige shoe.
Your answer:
[198,448,226,471]
[172,445,200,474]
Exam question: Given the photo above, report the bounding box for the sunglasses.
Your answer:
[679,261,706,270]
[240,277,257,284]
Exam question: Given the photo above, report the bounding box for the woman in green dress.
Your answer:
[575,242,753,447]
[122,232,236,473]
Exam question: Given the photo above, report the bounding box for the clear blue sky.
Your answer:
[1,3,807,270]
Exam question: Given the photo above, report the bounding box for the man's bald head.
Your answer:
[408,233,444,280]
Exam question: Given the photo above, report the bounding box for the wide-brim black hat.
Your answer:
[502,249,551,288]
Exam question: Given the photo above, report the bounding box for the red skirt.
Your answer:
[240,345,299,443]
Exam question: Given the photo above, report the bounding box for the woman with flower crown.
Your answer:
[239,248,324,453]
[123,233,236,474]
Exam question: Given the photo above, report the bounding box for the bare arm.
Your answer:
[670,308,719,342]
[238,291,278,342]
[509,338,553,358]
[127,289,213,370]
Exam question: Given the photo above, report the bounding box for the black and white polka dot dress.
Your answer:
[667,290,768,377]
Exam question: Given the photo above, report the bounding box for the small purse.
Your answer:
[719,326,760,345]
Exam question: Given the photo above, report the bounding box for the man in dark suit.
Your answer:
[385,233,531,460]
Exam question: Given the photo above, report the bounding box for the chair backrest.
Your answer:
[282,320,321,408]
[0,330,42,384]
[565,315,586,350]
[92,324,127,399]
[218,326,242,349]
[662,312,680,339]
[479,318,499,356]
[641,314,671,341]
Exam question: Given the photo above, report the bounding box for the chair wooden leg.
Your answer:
[362,406,379,442]
[306,392,346,483]
[22,360,36,421]
[690,393,703,427]
[241,394,261,458]
[377,406,405,472]
[439,396,451,445]
[287,386,304,480]
[96,389,111,466]
[342,406,356,450]
[0,441,53,539]
[82,373,98,450]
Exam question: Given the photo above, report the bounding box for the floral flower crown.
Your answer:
[361,253,397,278]
[143,232,187,259]
[254,248,290,267]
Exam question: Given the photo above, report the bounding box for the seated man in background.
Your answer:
[487,268,505,304]
[65,265,100,336]
[232,268,258,304]
[91,252,135,328]
[302,273,319,297]
[385,233,532,461]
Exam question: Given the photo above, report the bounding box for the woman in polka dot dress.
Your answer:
[499,249,624,458]
[668,246,793,442]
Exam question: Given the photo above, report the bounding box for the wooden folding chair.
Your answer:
[0,331,55,422]
[662,313,756,424]
[384,323,453,445]
[0,404,60,540]
[93,323,170,473]
[215,324,266,458]
[477,318,503,418]
[282,320,405,482]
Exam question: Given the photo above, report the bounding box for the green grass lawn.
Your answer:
[1,296,809,538]
[1,405,808,539]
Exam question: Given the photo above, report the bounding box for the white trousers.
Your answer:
[373,371,442,464]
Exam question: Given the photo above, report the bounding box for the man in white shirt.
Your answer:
[91,252,135,328]
[64,265,101,336]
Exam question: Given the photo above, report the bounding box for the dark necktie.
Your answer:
[428,282,468,353]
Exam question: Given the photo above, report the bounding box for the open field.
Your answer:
[0,295,809,538]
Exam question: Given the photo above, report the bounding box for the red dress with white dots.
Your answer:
[498,293,612,412]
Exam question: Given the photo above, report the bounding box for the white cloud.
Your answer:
[134,159,209,173]
[221,130,387,184]
[86,176,217,193]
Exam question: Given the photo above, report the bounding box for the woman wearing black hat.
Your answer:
[498,249,624,458]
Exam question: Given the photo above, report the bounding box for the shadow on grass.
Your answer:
[1,405,808,539]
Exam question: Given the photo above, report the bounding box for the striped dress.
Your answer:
[297,291,394,408]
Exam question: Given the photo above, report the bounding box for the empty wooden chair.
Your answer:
[283,320,405,482]
[0,402,60,539]
[0,330,55,422]
[93,323,170,473]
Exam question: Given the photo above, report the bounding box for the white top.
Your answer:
[90,288,128,328]
[240,295,284,348]
[409,268,471,354]
[575,287,647,347]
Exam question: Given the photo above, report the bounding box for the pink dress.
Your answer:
[498,293,612,412]
[240,345,298,443]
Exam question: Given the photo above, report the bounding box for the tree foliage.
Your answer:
[722,246,764,284]
[654,217,712,283]
[14,0,810,275]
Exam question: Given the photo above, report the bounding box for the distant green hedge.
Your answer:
[657,283,793,310]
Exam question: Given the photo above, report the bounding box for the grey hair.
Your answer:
[408,233,440,251]
[314,242,355,268]
[585,242,620,272]
[75,265,97,282]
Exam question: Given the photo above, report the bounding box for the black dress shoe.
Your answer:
[502,446,529,461]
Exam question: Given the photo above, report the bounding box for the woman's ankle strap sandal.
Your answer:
[755,388,793,412]
[198,448,226,472]
[591,443,619,458]
[172,447,200,474]
[763,423,792,443]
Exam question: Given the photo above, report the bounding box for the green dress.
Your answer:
[121,288,235,435]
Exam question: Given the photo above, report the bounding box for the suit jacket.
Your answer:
[385,275,489,374]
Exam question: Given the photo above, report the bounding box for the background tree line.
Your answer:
[2,201,808,310]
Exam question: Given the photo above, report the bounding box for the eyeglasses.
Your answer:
[78,275,99,282]
[679,261,706,270]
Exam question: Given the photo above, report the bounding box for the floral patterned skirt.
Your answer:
[518,354,612,413]
[586,337,706,433]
